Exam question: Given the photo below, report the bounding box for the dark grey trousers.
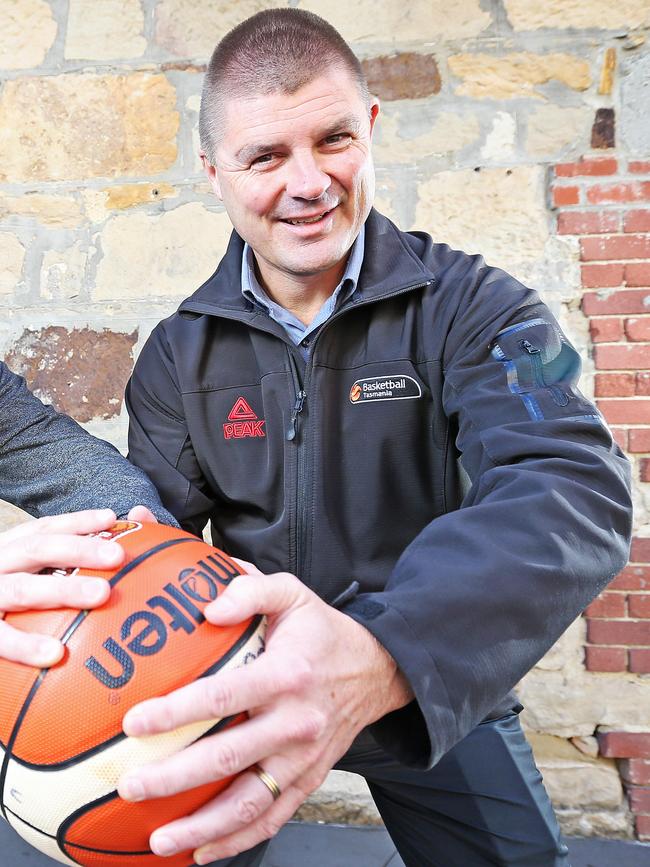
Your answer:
[210,711,570,867]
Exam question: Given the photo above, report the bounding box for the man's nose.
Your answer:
[285,151,331,200]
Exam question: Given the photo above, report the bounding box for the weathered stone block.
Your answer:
[0,501,31,533]
[592,108,616,149]
[94,203,233,299]
[448,53,591,100]
[0,194,82,228]
[414,166,549,280]
[621,53,650,158]
[5,328,138,423]
[362,54,440,101]
[297,771,381,826]
[504,0,650,31]
[65,0,147,60]
[0,0,57,70]
[40,243,89,301]
[0,233,25,295]
[374,111,480,163]
[526,105,592,158]
[105,183,177,210]
[556,807,634,839]
[0,73,178,183]
[300,0,492,42]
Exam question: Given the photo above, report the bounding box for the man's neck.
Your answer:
[253,258,347,326]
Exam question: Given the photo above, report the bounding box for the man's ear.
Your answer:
[200,151,222,199]
[368,99,380,139]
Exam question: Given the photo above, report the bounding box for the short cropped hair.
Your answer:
[199,8,371,165]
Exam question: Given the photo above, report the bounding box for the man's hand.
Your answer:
[117,567,413,864]
[0,509,124,667]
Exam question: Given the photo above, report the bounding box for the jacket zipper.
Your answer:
[520,338,569,407]
[288,279,433,581]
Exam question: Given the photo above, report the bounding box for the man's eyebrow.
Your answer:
[234,115,364,164]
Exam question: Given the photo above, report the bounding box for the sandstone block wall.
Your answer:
[1,0,649,842]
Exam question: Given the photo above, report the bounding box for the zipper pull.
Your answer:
[286,390,306,441]
[520,338,540,354]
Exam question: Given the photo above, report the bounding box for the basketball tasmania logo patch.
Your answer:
[349,375,422,404]
[223,396,266,439]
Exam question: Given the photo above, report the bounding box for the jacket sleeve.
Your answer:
[125,323,216,537]
[0,362,177,526]
[342,264,632,769]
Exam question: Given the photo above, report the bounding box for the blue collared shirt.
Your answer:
[241,225,365,357]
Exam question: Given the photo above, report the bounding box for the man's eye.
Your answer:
[252,154,275,166]
[325,133,351,145]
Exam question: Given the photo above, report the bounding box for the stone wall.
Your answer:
[1,0,649,842]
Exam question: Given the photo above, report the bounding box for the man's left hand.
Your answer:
[117,566,413,863]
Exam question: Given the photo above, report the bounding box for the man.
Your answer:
[121,9,632,867]
[0,360,175,667]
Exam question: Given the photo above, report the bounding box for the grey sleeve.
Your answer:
[0,362,178,526]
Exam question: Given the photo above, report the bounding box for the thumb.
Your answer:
[205,571,306,624]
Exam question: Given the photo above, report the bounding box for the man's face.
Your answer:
[203,67,379,288]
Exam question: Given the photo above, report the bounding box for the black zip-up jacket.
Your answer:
[126,209,632,768]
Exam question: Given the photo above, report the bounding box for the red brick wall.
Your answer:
[553,156,650,840]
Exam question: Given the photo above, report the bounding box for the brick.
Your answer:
[619,758,650,786]
[599,732,650,758]
[590,318,624,343]
[624,210,650,233]
[581,264,626,289]
[628,594,650,618]
[594,345,650,370]
[597,399,650,424]
[630,649,650,674]
[581,235,650,262]
[582,290,650,314]
[637,373,650,396]
[587,182,650,204]
[555,158,618,177]
[585,592,627,618]
[632,538,650,562]
[629,787,650,813]
[609,565,650,590]
[626,263,650,287]
[611,427,629,451]
[629,430,650,453]
[558,210,621,235]
[626,318,650,342]
[630,162,650,174]
[640,456,650,481]
[595,373,635,397]
[637,814,650,841]
[587,619,650,645]
[552,185,580,207]
[584,645,627,672]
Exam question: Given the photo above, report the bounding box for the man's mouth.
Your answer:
[281,207,335,226]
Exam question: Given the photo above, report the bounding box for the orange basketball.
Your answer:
[0,521,266,866]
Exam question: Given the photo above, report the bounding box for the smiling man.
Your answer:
[122,9,632,867]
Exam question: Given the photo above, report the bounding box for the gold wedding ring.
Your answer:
[253,765,282,800]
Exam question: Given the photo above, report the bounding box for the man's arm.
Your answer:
[0,362,177,526]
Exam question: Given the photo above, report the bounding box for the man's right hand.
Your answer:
[0,509,124,668]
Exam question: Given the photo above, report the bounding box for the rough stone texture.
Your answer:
[592,108,616,149]
[621,53,650,158]
[374,111,480,163]
[65,0,146,60]
[5,328,138,423]
[504,0,650,30]
[0,233,25,295]
[40,243,89,301]
[414,166,550,282]
[0,501,31,532]
[155,0,278,57]
[599,48,617,97]
[297,771,381,826]
[0,194,82,228]
[526,105,592,158]
[0,73,179,183]
[300,0,492,42]
[104,183,177,210]
[556,807,634,839]
[448,53,592,100]
[480,111,517,161]
[362,54,441,101]
[94,203,233,300]
[0,0,57,70]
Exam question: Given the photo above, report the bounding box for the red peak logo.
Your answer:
[224,396,266,440]
[228,397,257,421]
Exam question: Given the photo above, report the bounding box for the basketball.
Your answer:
[0,520,266,866]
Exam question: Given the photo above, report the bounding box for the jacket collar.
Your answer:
[178,208,436,319]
